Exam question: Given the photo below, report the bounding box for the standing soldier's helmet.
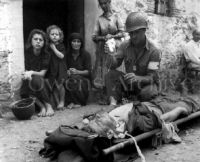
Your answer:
[125,12,148,32]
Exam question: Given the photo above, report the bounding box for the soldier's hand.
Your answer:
[104,43,110,54]
[67,70,71,76]
[124,73,136,84]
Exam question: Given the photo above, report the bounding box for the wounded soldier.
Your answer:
[40,94,200,162]
[80,94,200,138]
[109,94,200,136]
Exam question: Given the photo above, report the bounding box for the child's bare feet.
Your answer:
[57,102,65,110]
[38,107,46,117]
[45,103,54,116]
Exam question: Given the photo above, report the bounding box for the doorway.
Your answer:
[23,0,84,48]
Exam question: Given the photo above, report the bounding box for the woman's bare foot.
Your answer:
[38,107,46,117]
[73,104,81,108]
[45,102,54,116]
[35,98,46,117]
[66,103,74,109]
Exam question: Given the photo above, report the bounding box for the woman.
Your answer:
[20,29,54,117]
[65,33,92,109]
[92,0,124,104]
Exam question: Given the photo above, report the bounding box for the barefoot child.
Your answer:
[46,25,68,110]
[20,29,54,117]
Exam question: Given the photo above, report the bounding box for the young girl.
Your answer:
[46,25,68,110]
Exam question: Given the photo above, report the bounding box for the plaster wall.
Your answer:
[84,0,101,67]
[0,0,24,100]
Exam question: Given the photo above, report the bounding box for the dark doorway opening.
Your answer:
[23,0,84,48]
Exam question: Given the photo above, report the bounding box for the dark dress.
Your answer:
[65,49,92,105]
[20,48,50,103]
[47,43,68,85]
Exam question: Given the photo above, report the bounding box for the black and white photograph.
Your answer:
[1,0,200,161]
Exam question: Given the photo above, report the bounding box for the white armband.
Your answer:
[147,61,159,70]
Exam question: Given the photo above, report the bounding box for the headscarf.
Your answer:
[69,33,83,49]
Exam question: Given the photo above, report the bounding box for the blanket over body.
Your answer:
[39,125,114,162]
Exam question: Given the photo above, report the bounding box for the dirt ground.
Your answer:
[0,103,200,162]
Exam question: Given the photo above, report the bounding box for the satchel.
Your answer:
[126,102,162,136]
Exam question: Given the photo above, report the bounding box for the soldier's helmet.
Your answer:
[125,12,148,32]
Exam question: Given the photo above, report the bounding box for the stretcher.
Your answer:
[103,111,200,155]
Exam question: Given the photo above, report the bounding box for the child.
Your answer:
[46,25,68,110]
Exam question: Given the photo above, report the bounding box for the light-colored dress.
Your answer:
[92,12,124,87]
